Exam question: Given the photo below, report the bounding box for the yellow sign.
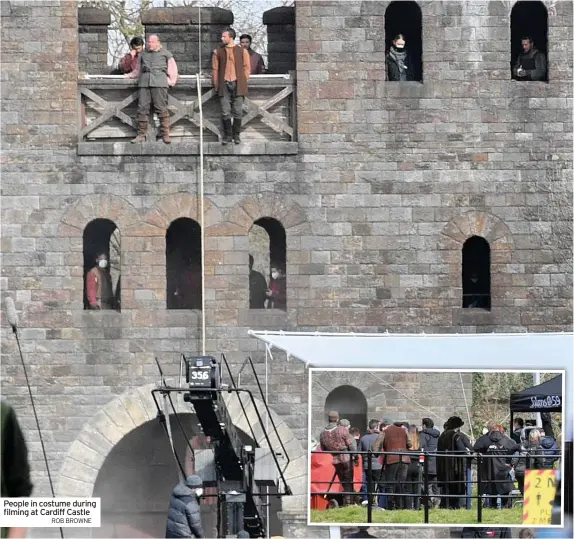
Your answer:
[522,469,557,525]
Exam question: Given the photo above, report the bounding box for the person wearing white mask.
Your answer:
[166,475,205,538]
[386,34,413,82]
[266,264,286,310]
[85,253,114,310]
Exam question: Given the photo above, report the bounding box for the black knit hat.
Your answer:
[445,416,464,429]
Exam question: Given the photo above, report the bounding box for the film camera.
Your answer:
[182,355,222,401]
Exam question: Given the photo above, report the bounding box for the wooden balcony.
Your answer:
[77,73,298,156]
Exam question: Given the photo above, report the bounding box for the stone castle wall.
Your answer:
[1,0,572,537]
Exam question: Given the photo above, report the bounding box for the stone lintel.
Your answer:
[77,141,299,156]
[142,7,233,26]
[263,6,295,25]
[78,7,111,26]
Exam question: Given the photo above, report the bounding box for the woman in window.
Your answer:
[386,34,414,82]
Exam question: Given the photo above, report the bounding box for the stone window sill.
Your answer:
[77,141,299,156]
[452,307,494,326]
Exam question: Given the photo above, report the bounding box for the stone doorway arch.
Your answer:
[56,384,306,532]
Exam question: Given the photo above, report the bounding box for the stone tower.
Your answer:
[1,1,572,537]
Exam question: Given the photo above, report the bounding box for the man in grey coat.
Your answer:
[166,475,205,538]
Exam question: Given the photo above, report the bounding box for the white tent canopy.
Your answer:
[248,330,573,439]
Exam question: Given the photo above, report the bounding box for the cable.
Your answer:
[12,328,64,539]
[459,371,475,441]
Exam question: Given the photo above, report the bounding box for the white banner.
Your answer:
[0,498,101,528]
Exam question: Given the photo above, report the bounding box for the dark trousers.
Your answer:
[137,87,169,119]
[363,468,382,504]
[334,461,354,506]
[405,462,421,510]
[220,81,244,120]
[385,462,408,510]
[517,473,525,495]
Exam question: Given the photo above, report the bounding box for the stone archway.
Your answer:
[56,384,307,522]
[438,211,513,307]
[310,371,388,436]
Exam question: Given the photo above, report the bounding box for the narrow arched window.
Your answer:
[462,236,491,310]
[384,1,423,82]
[83,219,121,311]
[510,1,548,82]
[166,218,202,310]
[248,218,286,310]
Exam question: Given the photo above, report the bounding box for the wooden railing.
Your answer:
[78,73,297,144]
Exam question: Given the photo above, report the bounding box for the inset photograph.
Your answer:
[308,369,565,528]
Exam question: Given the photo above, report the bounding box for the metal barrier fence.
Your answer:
[310,449,562,524]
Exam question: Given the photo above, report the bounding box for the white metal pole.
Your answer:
[197,73,206,357]
[534,372,542,428]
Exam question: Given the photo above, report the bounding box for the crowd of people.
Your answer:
[312,411,561,512]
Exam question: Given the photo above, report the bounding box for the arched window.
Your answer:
[510,1,548,82]
[384,1,423,82]
[462,236,491,310]
[324,385,368,433]
[166,218,202,310]
[248,218,286,310]
[83,219,121,311]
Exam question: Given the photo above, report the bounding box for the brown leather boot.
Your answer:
[131,117,148,143]
[159,112,171,144]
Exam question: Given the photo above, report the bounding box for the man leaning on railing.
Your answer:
[125,34,178,144]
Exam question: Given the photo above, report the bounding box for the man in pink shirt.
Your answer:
[126,34,178,144]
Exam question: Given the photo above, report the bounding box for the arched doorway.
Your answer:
[92,415,283,538]
[324,385,368,432]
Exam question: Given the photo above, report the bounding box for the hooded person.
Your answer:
[436,416,472,509]
[420,417,441,508]
[473,425,520,509]
[166,475,205,538]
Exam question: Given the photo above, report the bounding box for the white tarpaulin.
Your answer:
[248,330,573,439]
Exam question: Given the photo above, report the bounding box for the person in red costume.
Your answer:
[266,264,286,310]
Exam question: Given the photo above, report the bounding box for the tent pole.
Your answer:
[533,372,542,428]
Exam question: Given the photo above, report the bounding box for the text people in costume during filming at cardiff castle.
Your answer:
[212,27,251,145]
[126,34,179,144]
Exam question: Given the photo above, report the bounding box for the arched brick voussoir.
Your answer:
[439,211,513,250]
[227,194,309,234]
[144,194,223,232]
[58,194,140,237]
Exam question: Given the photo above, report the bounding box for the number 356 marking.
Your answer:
[191,370,209,380]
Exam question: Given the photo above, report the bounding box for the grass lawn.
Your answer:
[310,505,523,525]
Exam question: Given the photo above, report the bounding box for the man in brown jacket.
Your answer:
[372,420,411,510]
[319,411,357,507]
[212,27,250,145]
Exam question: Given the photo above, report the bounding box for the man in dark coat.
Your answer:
[473,425,520,509]
[420,417,441,508]
[436,416,472,509]
[249,255,267,309]
[166,475,205,538]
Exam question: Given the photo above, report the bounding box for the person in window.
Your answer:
[266,265,286,310]
[513,37,547,81]
[1,401,33,539]
[239,34,265,75]
[249,255,267,309]
[386,34,414,82]
[176,255,202,310]
[119,37,144,74]
[86,253,114,310]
